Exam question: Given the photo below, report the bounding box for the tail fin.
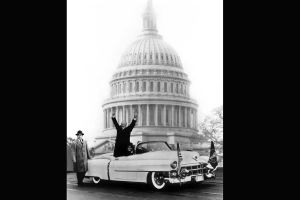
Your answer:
[208,141,218,169]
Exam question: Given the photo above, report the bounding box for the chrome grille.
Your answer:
[181,164,204,175]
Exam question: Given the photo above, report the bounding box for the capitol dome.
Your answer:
[119,34,183,68]
[96,0,202,150]
[118,1,182,69]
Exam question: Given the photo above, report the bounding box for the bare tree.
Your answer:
[67,137,75,147]
[199,106,223,149]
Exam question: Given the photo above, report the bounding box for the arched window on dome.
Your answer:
[142,54,146,64]
[123,82,126,93]
[129,82,133,93]
[142,81,146,92]
[135,81,139,92]
[164,82,167,93]
[171,83,173,93]
[157,82,160,92]
[150,81,153,92]
[149,52,152,61]
[118,83,121,95]
[176,83,178,94]
[180,84,183,95]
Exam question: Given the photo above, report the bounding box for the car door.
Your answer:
[109,156,138,181]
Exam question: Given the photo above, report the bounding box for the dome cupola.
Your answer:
[118,0,182,68]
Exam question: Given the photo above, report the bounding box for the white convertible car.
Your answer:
[85,141,217,190]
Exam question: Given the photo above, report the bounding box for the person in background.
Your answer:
[72,130,91,186]
[112,112,137,157]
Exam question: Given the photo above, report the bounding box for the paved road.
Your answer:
[67,172,223,200]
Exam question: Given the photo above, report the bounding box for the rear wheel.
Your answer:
[92,177,101,184]
[147,172,166,190]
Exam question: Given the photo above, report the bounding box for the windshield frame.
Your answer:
[135,141,172,154]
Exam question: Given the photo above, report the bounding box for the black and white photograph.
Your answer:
[67,0,223,199]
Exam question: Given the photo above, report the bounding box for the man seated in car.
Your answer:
[126,143,135,156]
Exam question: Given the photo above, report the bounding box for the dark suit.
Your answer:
[112,117,136,157]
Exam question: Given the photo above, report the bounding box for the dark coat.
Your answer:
[72,139,91,172]
[112,117,136,157]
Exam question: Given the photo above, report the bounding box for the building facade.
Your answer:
[95,0,204,150]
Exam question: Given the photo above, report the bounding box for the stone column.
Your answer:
[163,105,166,126]
[171,105,174,127]
[130,105,133,119]
[147,104,150,126]
[178,106,181,127]
[106,108,109,128]
[193,109,195,129]
[138,104,142,126]
[109,107,112,128]
[123,105,125,123]
[185,107,187,128]
[195,110,198,129]
[104,109,107,129]
[105,109,108,129]
[116,106,119,123]
[126,106,130,124]
[189,109,192,129]
[155,104,158,126]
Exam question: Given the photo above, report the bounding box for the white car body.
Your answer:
[85,141,214,189]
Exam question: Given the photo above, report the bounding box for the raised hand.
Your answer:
[112,112,116,118]
[134,112,138,119]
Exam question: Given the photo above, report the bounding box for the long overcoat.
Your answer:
[72,139,91,172]
[112,117,136,157]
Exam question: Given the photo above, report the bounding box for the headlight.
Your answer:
[170,170,178,178]
[170,161,177,169]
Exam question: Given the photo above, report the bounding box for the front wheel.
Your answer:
[92,177,101,184]
[147,172,166,190]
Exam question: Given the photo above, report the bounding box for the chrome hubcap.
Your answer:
[154,173,164,185]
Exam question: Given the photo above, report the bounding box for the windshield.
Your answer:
[136,142,171,154]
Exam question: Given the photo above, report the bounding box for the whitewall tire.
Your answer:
[147,172,166,190]
[92,177,101,184]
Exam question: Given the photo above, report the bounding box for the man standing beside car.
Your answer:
[72,130,91,186]
[112,111,137,157]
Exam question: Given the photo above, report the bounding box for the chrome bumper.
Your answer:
[165,174,205,184]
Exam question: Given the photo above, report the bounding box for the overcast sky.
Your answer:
[67,0,223,143]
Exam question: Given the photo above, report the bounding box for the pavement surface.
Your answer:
[67,169,223,200]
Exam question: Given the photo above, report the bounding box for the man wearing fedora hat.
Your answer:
[112,111,137,157]
[72,130,91,186]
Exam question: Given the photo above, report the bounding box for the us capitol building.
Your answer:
[94,0,205,152]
